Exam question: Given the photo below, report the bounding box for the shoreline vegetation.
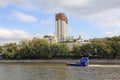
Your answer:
[0,59,120,64]
[0,36,120,60]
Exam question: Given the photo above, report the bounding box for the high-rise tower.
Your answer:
[55,13,68,42]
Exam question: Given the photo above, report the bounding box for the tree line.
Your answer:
[0,36,120,60]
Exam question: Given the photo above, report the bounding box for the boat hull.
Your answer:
[67,57,89,67]
[66,63,88,67]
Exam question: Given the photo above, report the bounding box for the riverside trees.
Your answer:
[0,36,120,59]
[7,38,69,59]
[71,36,120,59]
[108,36,120,58]
[89,36,120,59]
[15,39,51,59]
[2,43,18,59]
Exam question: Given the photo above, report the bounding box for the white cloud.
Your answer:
[3,0,120,28]
[1,0,120,30]
[0,28,44,44]
[0,0,34,10]
[50,0,120,28]
[2,0,120,14]
[83,8,120,28]
[2,0,120,13]
[13,11,37,22]
[105,30,120,37]
[0,0,8,7]
[105,32,113,37]
[62,0,88,7]
[0,28,30,41]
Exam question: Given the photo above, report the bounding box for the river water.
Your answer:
[0,63,119,80]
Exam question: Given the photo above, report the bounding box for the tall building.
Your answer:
[55,13,68,42]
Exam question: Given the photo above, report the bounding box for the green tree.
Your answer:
[108,36,120,58]
[50,43,69,59]
[0,45,3,54]
[16,38,51,59]
[72,44,81,58]
[50,44,59,58]
[91,40,111,58]
[3,43,18,59]
[80,44,93,57]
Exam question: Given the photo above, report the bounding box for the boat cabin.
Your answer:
[79,57,89,66]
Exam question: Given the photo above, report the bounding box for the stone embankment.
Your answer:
[0,59,120,64]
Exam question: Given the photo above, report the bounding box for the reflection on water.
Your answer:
[0,63,120,80]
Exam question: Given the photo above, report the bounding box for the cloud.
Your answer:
[105,32,113,37]
[0,0,8,7]
[2,0,120,28]
[105,30,120,37]
[2,0,120,14]
[44,0,120,28]
[0,0,34,10]
[13,11,37,22]
[84,8,120,28]
[2,0,120,13]
[31,0,120,15]
[0,28,30,41]
[1,0,120,29]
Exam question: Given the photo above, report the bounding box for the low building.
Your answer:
[43,35,57,44]
[75,36,84,45]
[76,38,84,45]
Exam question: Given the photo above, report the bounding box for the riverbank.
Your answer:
[0,59,120,64]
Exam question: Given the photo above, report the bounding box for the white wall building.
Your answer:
[55,13,68,42]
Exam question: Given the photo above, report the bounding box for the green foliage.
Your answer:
[80,44,93,57]
[72,36,120,59]
[108,36,120,58]
[0,45,3,54]
[1,36,120,59]
[90,36,120,59]
[72,44,81,57]
[2,43,18,59]
[50,43,69,58]
[15,39,51,59]
[91,40,111,58]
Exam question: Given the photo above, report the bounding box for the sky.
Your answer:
[0,0,120,44]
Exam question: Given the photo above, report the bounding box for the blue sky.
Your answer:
[0,0,120,43]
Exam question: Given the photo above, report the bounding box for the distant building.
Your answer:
[76,39,83,45]
[76,36,84,45]
[67,36,91,50]
[67,36,74,41]
[43,35,57,44]
[55,13,68,42]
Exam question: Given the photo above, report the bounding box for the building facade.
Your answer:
[43,35,57,44]
[55,13,68,42]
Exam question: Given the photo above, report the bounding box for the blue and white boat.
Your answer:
[67,57,89,67]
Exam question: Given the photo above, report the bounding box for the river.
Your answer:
[0,63,119,80]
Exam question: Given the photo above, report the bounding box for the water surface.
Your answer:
[0,63,119,80]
